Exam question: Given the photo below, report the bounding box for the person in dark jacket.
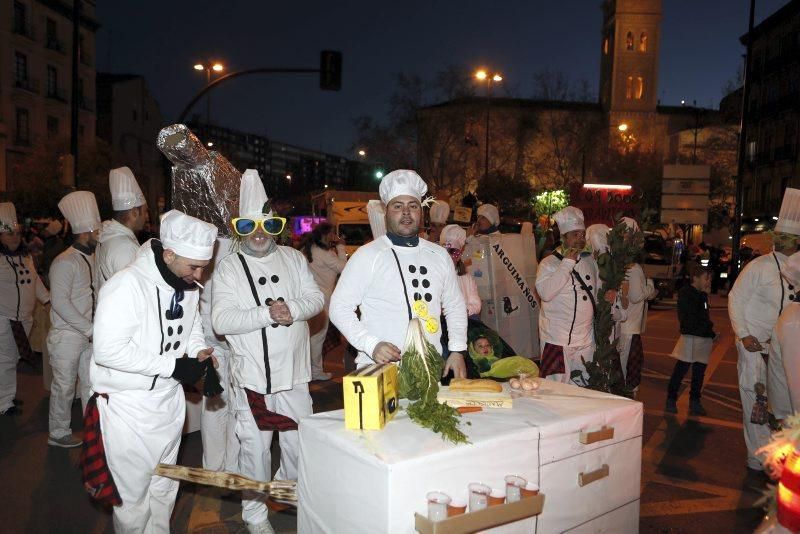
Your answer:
[666,265,716,416]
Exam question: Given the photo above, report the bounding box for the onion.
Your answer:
[521,378,536,391]
[509,378,521,389]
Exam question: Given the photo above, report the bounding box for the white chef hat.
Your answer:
[378,170,428,204]
[429,200,450,225]
[58,191,101,234]
[783,251,800,286]
[620,216,640,232]
[239,169,272,219]
[477,204,500,227]
[44,220,62,236]
[586,224,610,254]
[159,210,217,260]
[109,166,146,211]
[553,206,585,234]
[0,202,18,233]
[440,224,467,250]
[775,188,800,236]
[367,199,386,239]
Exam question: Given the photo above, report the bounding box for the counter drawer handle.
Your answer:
[578,464,610,487]
[579,426,614,444]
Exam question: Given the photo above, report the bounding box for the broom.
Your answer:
[155,464,297,505]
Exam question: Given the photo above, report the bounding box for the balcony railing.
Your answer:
[13,77,39,94]
[46,87,68,102]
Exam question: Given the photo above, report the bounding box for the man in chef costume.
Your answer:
[0,202,49,415]
[211,170,324,534]
[330,169,468,376]
[96,167,148,287]
[87,209,218,531]
[536,206,599,384]
[775,250,800,414]
[47,191,101,447]
[427,199,450,243]
[729,187,800,472]
[474,203,502,236]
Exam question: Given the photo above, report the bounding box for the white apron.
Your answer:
[670,335,713,364]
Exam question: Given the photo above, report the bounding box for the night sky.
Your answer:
[96,0,787,159]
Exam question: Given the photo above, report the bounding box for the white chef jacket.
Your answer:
[96,219,140,288]
[776,301,800,412]
[90,240,207,393]
[211,246,324,395]
[49,246,96,339]
[621,263,656,335]
[728,252,793,342]
[0,252,49,322]
[329,235,468,368]
[536,252,599,348]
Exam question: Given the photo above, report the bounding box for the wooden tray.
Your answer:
[414,494,545,534]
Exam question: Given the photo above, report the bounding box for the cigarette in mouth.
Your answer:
[195,281,205,289]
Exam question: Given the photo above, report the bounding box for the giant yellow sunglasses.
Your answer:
[231,217,287,237]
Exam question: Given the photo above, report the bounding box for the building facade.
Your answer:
[0,0,98,192]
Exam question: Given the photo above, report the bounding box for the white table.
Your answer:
[297,380,642,533]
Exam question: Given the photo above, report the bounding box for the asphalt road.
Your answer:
[0,294,769,533]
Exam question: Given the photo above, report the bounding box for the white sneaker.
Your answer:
[246,520,275,534]
[48,434,83,448]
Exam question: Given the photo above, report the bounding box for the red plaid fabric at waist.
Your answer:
[244,388,298,431]
[540,343,566,377]
[625,334,644,389]
[80,393,122,506]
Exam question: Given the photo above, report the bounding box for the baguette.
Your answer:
[448,378,503,393]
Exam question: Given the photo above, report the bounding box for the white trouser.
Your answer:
[309,318,329,378]
[736,340,772,470]
[767,335,793,420]
[99,385,185,534]
[78,345,93,417]
[0,318,30,412]
[48,330,90,438]
[234,382,313,526]
[543,342,595,386]
[618,333,633,380]
[201,352,239,472]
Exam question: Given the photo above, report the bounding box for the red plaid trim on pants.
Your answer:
[625,334,644,389]
[244,388,298,431]
[540,343,566,377]
[80,393,122,506]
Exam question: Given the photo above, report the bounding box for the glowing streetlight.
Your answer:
[375,170,384,179]
[474,68,504,179]
[492,74,503,82]
[618,123,628,132]
[212,63,224,72]
[286,174,292,181]
[207,142,214,147]
[193,64,204,71]
[357,149,366,157]
[193,61,225,124]
[475,70,487,80]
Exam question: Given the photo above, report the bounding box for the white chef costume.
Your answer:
[775,251,800,414]
[211,170,324,529]
[47,191,100,439]
[729,190,799,470]
[96,167,146,288]
[91,210,216,532]
[0,202,49,413]
[367,199,387,239]
[426,199,450,242]
[536,206,599,385]
[330,169,468,368]
[440,224,481,316]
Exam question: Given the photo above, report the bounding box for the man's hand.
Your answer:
[741,335,764,352]
[269,301,294,325]
[372,342,401,363]
[563,248,580,261]
[197,347,218,369]
[443,352,467,379]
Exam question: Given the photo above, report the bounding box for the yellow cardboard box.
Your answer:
[343,363,399,430]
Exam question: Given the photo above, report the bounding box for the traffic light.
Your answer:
[320,50,342,91]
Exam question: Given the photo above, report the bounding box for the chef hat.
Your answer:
[58,191,101,234]
[620,216,640,232]
[0,202,18,233]
[367,199,386,239]
[440,224,467,250]
[378,170,428,204]
[239,169,272,219]
[782,251,800,286]
[775,188,800,236]
[109,166,146,211]
[429,200,450,225]
[586,224,610,254]
[160,210,217,260]
[553,206,585,234]
[477,204,500,227]
[43,220,62,236]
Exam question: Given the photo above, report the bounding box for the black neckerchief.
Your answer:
[72,242,95,255]
[152,239,196,291]
[477,224,499,235]
[386,232,419,248]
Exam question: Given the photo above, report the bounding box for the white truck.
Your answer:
[311,190,379,257]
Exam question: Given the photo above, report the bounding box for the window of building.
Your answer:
[626,76,633,99]
[13,2,27,34]
[46,18,58,48]
[47,116,59,138]
[47,66,58,97]
[15,108,30,145]
[639,32,648,52]
[626,31,634,50]
[747,140,757,163]
[635,77,644,99]
[14,52,28,84]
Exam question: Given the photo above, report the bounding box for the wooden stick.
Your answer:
[154,464,297,503]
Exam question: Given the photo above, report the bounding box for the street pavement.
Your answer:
[0,294,770,533]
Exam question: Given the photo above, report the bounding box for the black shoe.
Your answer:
[1,405,21,416]
[689,401,707,416]
[665,399,678,414]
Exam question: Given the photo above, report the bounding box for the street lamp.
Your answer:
[193,61,224,125]
[357,149,366,157]
[475,68,503,180]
